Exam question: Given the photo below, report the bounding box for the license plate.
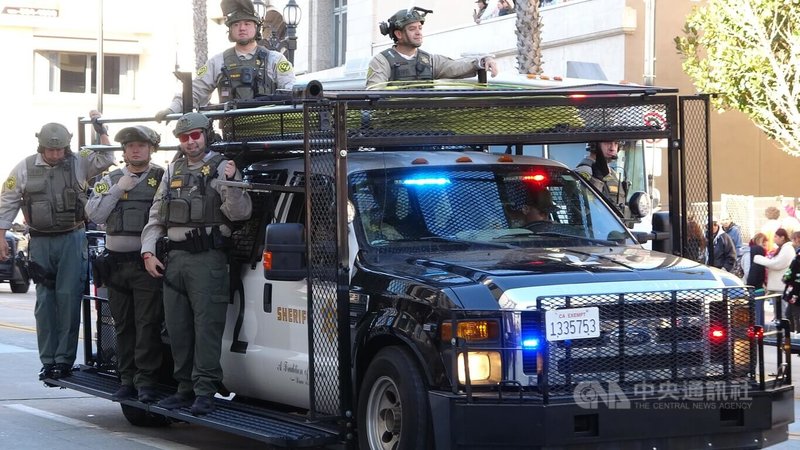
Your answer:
[545,307,600,341]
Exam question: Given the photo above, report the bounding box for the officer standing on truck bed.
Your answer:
[155,0,296,121]
[366,7,499,88]
[575,141,627,212]
[0,116,115,383]
[141,112,251,416]
[85,124,165,404]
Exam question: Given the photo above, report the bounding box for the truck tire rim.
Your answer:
[365,375,402,449]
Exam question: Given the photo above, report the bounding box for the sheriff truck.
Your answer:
[51,78,794,449]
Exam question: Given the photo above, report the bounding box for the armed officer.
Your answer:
[141,112,251,416]
[85,125,164,404]
[366,7,499,88]
[575,141,627,212]
[0,119,115,383]
[156,0,296,121]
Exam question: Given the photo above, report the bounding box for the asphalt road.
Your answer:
[0,282,799,449]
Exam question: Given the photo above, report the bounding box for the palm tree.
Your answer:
[514,0,543,74]
[193,0,208,69]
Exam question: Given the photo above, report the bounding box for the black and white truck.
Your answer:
[53,79,793,449]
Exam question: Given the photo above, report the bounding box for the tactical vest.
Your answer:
[217,46,275,102]
[160,155,227,228]
[381,48,433,82]
[105,166,165,236]
[22,154,87,233]
[577,160,624,202]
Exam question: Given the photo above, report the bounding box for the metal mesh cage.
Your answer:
[523,288,754,398]
[305,102,342,416]
[94,297,118,371]
[680,97,712,261]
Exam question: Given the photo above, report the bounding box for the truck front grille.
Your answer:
[520,288,754,396]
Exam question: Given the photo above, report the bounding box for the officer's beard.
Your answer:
[236,37,255,46]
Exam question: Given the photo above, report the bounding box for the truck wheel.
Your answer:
[358,346,430,450]
[10,279,29,294]
[120,404,171,427]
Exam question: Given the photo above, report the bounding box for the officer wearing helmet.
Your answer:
[575,141,627,211]
[85,118,165,404]
[366,6,499,88]
[0,112,115,383]
[141,112,251,416]
[156,0,296,121]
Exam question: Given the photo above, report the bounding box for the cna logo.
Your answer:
[574,381,631,409]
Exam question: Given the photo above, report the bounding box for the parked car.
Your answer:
[0,230,30,293]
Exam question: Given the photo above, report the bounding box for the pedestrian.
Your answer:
[155,0,296,121]
[0,115,115,383]
[685,217,708,264]
[141,112,252,416]
[721,217,744,276]
[473,0,489,23]
[781,233,800,333]
[575,141,626,210]
[367,7,499,88]
[707,217,737,272]
[746,233,767,325]
[497,0,515,16]
[85,122,165,404]
[754,228,794,323]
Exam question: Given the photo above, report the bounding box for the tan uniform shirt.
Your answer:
[366,49,482,88]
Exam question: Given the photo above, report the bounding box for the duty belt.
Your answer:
[106,250,142,263]
[167,227,230,254]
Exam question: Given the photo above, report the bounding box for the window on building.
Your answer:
[35,51,137,97]
[333,0,347,66]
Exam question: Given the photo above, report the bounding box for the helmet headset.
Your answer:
[379,7,432,42]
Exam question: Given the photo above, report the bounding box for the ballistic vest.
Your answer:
[381,48,433,82]
[22,154,87,233]
[160,155,226,228]
[105,166,165,236]
[217,46,275,102]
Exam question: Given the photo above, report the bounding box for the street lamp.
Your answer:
[282,0,301,65]
[252,0,301,65]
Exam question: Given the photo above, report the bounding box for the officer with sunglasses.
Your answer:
[140,112,251,416]
[367,7,499,88]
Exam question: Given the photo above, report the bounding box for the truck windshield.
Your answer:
[350,164,635,250]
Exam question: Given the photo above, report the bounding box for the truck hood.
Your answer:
[359,246,741,309]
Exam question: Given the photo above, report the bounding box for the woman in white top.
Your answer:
[753,228,794,322]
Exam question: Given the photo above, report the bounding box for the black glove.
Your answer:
[91,117,108,136]
[592,150,609,178]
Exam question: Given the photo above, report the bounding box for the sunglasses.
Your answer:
[178,130,203,143]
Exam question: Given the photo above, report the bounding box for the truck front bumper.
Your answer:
[429,386,794,449]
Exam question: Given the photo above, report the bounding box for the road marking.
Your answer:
[0,322,36,333]
[6,404,194,450]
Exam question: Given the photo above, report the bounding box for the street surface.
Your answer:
[0,282,799,449]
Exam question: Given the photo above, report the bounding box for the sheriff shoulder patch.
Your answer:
[197,65,208,77]
[79,148,91,157]
[367,67,373,78]
[277,61,292,74]
[93,182,109,194]
[4,176,16,191]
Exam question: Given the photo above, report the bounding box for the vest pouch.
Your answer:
[29,201,55,229]
[122,208,146,233]
[62,188,77,213]
[190,195,205,221]
[167,198,191,224]
[25,178,48,194]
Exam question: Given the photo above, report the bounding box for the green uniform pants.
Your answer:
[107,258,163,388]
[163,249,229,396]
[29,228,87,366]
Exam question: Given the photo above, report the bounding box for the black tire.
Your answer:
[120,404,171,427]
[10,279,29,294]
[357,346,431,450]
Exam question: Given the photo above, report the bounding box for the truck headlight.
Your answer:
[457,351,501,384]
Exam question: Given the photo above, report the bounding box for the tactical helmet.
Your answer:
[222,0,261,27]
[173,112,211,137]
[115,126,161,149]
[36,123,72,148]
[380,7,430,38]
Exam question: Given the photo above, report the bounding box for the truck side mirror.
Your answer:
[263,223,307,281]
[627,191,651,219]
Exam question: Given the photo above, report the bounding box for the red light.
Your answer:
[709,326,726,341]
[569,94,587,99]
[522,173,548,184]
[747,326,764,340]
